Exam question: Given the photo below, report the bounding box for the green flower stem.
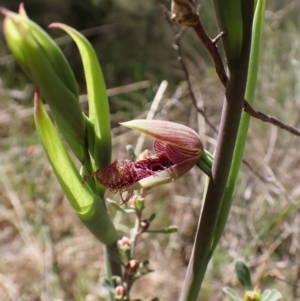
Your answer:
[210,0,266,255]
[180,69,250,301]
[196,150,213,177]
[179,2,255,300]
[104,245,121,301]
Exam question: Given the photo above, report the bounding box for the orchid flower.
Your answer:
[84,120,204,203]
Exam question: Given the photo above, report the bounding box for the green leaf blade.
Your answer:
[34,91,117,245]
[2,8,88,164]
[50,23,112,169]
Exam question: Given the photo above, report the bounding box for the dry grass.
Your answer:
[0,3,300,301]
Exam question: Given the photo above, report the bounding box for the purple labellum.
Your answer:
[84,152,174,204]
[83,119,203,204]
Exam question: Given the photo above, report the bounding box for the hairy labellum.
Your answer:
[83,152,173,203]
[83,119,203,204]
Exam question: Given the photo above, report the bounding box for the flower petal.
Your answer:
[153,140,166,153]
[124,156,199,191]
[165,144,201,163]
[121,120,203,151]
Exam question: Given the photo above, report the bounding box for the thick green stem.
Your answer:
[179,3,254,300]
[210,0,266,255]
[179,69,248,301]
[80,196,122,282]
[105,243,123,289]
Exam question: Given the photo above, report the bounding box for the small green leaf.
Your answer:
[106,198,136,213]
[101,277,114,291]
[261,289,282,301]
[149,213,156,222]
[136,269,154,277]
[111,276,123,286]
[139,259,150,268]
[146,225,178,234]
[235,260,253,291]
[136,197,145,211]
[222,287,243,301]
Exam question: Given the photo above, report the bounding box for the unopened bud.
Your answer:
[126,259,139,274]
[114,285,126,300]
[244,288,261,301]
[140,219,150,232]
[130,195,144,211]
[118,236,131,260]
[118,236,131,248]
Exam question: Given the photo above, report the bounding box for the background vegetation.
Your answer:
[0,0,299,300]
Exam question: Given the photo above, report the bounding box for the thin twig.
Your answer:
[192,18,300,136]
[130,211,142,259]
[163,6,269,181]
[163,6,300,137]
[243,101,300,136]
[162,6,218,133]
[242,159,269,183]
[126,207,143,293]
[193,20,227,86]
[174,30,218,133]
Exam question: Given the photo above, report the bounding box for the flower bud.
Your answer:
[1,5,88,164]
[126,259,139,275]
[114,285,126,300]
[118,236,131,248]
